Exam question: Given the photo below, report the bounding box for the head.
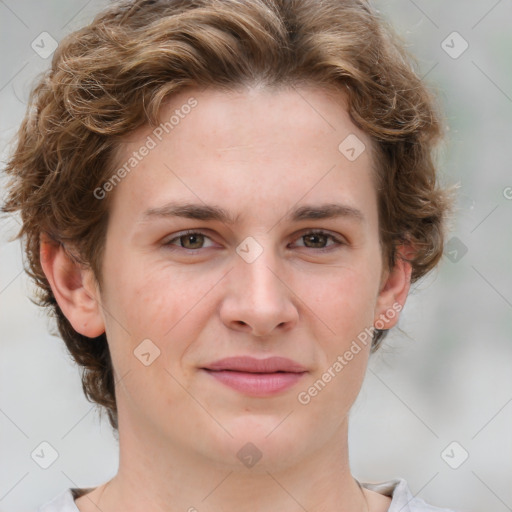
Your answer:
[2,0,451,452]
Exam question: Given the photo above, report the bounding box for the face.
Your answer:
[55,85,409,471]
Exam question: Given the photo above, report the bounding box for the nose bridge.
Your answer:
[234,237,284,304]
[221,235,298,335]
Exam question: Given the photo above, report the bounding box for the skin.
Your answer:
[40,85,413,512]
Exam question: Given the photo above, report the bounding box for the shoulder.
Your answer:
[37,488,89,512]
[360,478,458,512]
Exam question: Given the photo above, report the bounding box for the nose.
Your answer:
[219,244,299,337]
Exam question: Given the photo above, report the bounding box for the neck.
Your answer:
[81,416,369,512]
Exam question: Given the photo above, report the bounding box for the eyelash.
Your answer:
[163,229,345,253]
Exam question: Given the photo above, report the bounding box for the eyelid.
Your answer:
[290,228,346,249]
[163,229,218,249]
[163,228,346,251]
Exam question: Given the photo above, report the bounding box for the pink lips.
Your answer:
[202,356,307,396]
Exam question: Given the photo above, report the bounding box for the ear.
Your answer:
[374,244,414,330]
[40,233,105,338]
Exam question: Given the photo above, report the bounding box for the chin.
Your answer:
[199,417,308,472]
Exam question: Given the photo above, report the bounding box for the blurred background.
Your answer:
[1,1,511,511]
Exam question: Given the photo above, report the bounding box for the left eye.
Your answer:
[292,231,342,250]
[163,230,343,251]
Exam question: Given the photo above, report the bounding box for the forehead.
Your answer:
[106,85,377,228]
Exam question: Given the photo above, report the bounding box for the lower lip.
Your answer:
[202,369,306,396]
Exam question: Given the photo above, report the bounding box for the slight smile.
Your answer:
[201,356,308,397]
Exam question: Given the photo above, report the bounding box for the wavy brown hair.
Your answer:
[1,0,453,431]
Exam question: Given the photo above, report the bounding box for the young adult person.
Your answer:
[2,0,455,510]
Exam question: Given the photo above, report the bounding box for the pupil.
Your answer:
[183,234,203,248]
[306,234,325,248]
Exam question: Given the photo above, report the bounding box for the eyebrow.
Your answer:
[139,201,365,225]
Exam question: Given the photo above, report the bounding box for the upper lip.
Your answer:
[202,356,307,373]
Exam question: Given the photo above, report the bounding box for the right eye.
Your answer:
[163,230,217,250]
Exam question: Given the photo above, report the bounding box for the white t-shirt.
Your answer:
[37,478,457,511]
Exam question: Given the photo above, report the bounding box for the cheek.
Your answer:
[296,271,377,417]
[103,260,217,355]
[304,264,380,339]
[99,263,213,403]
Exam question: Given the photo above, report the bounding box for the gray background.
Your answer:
[1,1,511,511]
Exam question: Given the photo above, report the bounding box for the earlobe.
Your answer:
[374,244,414,330]
[40,233,105,338]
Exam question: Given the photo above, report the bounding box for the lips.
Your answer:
[202,356,307,373]
[201,356,307,396]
